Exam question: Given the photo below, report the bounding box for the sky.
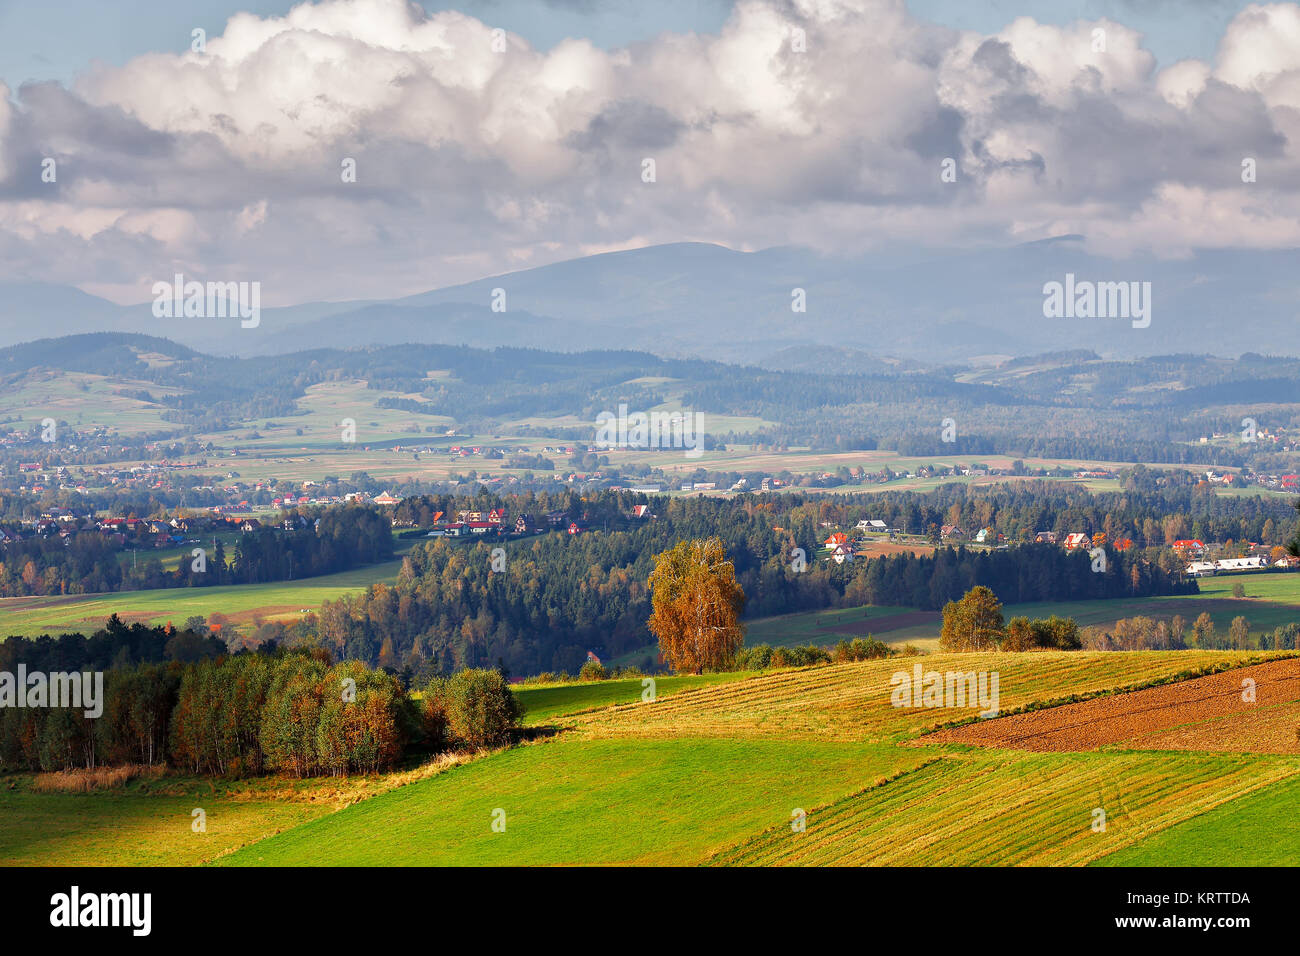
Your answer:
[0,0,1296,304]
[0,0,1255,82]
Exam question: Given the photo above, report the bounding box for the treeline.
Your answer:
[1085,613,1300,652]
[1,617,227,673]
[0,647,520,776]
[0,505,393,596]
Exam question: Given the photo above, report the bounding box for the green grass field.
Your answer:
[514,673,751,725]
[216,738,928,866]
[0,558,406,637]
[1094,774,1300,866]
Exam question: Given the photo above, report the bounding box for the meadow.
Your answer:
[0,558,406,637]
[5,648,1298,867]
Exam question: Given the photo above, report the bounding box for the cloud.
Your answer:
[0,0,1296,303]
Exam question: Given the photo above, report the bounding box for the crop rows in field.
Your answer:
[925,658,1300,752]
[707,751,1300,866]
[565,651,1265,743]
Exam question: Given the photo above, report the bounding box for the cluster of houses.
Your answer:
[0,508,266,550]
[1175,538,1300,576]
[819,519,897,564]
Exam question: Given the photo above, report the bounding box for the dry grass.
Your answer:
[32,765,164,793]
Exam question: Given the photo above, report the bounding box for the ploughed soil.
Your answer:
[921,659,1300,753]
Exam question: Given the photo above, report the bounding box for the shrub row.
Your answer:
[736,638,909,671]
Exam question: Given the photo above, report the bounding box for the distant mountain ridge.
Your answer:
[1,239,1296,362]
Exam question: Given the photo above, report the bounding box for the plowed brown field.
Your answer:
[923,658,1300,752]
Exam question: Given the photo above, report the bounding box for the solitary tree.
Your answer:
[1192,611,1217,649]
[648,537,746,674]
[1229,615,1251,650]
[939,585,1005,651]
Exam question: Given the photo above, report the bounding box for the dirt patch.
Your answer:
[1123,699,1300,754]
[922,658,1300,752]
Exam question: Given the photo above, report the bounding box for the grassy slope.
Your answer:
[0,775,340,866]
[218,651,1292,867]
[216,738,925,866]
[708,750,1299,866]
[514,673,750,725]
[1094,774,1300,866]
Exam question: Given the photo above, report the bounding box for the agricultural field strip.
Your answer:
[923,658,1300,752]
[561,653,1262,742]
[706,751,1300,866]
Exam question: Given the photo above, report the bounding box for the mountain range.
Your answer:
[1,238,1295,364]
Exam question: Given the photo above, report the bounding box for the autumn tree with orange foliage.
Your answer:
[648,537,746,674]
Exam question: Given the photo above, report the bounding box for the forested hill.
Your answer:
[5,333,1299,462]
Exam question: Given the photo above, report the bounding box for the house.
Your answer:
[513,516,531,534]
[1034,531,1058,544]
[829,543,855,565]
[373,491,401,506]
[1063,532,1090,550]
[857,519,888,532]
[825,532,849,547]
[629,504,650,519]
[1213,556,1269,572]
[568,522,582,535]
[975,528,994,544]
[940,525,965,540]
[487,509,505,525]
[1172,539,1206,556]
[466,521,494,535]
